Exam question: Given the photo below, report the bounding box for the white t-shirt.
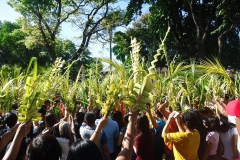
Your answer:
[220,127,238,160]
[206,131,219,155]
[56,137,70,160]
[228,115,240,158]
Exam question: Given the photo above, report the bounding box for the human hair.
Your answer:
[66,139,103,160]
[112,111,124,130]
[181,109,198,130]
[155,109,163,118]
[199,107,214,116]
[192,109,207,160]
[136,114,152,142]
[84,112,96,125]
[59,122,74,146]
[11,102,18,110]
[76,112,85,125]
[27,134,62,160]
[44,100,50,104]
[219,114,236,132]
[45,113,58,128]
[5,113,18,128]
[45,113,60,137]
[206,115,220,132]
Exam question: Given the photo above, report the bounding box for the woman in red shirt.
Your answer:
[134,114,155,160]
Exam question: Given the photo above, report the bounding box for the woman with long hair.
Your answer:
[219,114,238,160]
[56,121,75,160]
[134,114,155,160]
[202,115,220,160]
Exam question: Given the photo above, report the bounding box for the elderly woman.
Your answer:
[162,109,200,160]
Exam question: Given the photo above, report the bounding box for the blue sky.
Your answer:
[0,0,149,61]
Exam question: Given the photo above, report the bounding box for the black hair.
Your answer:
[84,112,96,125]
[136,114,152,142]
[67,139,103,160]
[192,109,207,159]
[155,109,163,118]
[27,134,62,160]
[11,102,18,110]
[219,114,236,132]
[38,105,47,114]
[44,100,50,104]
[45,113,60,137]
[76,112,85,125]
[181,109,198,130]
[112,111,124,130]
[5,113,18,128]
[206,115,220,132]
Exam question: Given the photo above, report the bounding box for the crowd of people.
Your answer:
[0,95,240,160]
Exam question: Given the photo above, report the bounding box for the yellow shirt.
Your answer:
[164,130,200,160]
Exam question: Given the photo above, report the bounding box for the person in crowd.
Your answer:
[44,100,51,110]
[27,134,62,160]
[202,115,220,160]
[117,113,129,150]
[2,122,32,160]
[96,111,119,160]
[56,121,75,160]
[80,112,110,160]
[162,109,200,160]
[4,113,18,132]
[146,106,165,160]
[67,116,109,160]
[33,105,47,136]
[68,110,139,160]
[11,102,18,115]
[112,110,125,155]
[74,112,85,140]
[157,100,178,160]
[192,109,207,160]
[42,113,60,137]
[219,114,238,160]
[134,114,155,160]
[6,138,28,160]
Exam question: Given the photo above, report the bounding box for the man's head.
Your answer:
[84,112,96,126]
[5,113,18,128]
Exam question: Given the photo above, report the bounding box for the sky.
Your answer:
[0,0,149,62]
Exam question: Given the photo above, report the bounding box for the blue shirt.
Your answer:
[154,120,165,152]
[96,118,119,153]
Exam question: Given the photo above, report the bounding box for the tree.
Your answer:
[0,21,44,67]
[125,0,240,68]
[0,21,80,68]
[8,0,125,62]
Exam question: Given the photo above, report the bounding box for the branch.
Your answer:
[202,0,217,42]
[188,0,201,39]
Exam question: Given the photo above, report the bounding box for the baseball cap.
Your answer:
[226,99,240,117]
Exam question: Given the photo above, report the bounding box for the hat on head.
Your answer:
[226,99,240,117]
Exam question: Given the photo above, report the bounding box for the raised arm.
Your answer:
[0,123,19,151]
[212,99,228,117]
[146,109,159,129]
[157,101,170,119]
[162,112,175,138]
[116,111,138,160]
[3,122,32,160]
[90,117,108,145]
